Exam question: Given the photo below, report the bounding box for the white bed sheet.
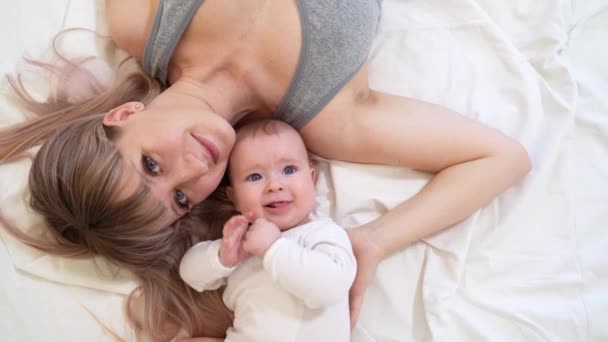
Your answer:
[1,0,607,341]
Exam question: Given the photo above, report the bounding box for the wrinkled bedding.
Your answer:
[1,0,607,340]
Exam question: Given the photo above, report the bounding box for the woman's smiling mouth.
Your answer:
[192,133,220,164]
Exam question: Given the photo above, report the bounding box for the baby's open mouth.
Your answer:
[265,201,290,208]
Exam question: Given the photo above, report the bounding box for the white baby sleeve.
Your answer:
[179,239,235,292]
[262,220,356,309]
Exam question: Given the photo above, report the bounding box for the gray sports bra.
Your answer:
[143,0,381,128]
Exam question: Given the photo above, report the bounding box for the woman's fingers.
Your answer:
[346,226,382,331]
[349,291,363,331]
[348,264,372,331]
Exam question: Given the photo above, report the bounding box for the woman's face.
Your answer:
[104,101,236,223]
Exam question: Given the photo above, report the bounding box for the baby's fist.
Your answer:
[243,218,281,257]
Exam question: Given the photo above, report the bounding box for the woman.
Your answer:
[0,0,531,340]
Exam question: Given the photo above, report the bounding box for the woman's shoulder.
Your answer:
[105,0,157,59]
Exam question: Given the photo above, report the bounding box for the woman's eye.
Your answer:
[143,156,160,174]
[246,173,262,182]
[283,165,296,175]
[175,190,189,209]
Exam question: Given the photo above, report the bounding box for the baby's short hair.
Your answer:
[234,119,296,140]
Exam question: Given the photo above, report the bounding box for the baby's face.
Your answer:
[227,128,316,230]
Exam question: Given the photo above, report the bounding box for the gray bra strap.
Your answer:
[142,0,205,85]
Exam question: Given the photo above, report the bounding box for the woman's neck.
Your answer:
[161,0,273,121]
[162,76,258,125]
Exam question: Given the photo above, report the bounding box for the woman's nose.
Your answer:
[177,154,210,183]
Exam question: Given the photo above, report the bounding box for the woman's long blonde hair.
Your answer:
[0,32,235,341]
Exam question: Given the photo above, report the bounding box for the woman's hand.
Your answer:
[346,225,383,331]
[219,214,254,267]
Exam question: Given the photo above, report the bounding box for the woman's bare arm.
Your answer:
[302,88,530,255]
[105,0,153,59]
[300,88,531,326]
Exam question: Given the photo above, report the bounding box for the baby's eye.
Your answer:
[246,173,263,182]
[175,190,189,209]
[283,165,297,175]
[143,156,160,174]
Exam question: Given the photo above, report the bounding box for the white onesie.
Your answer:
[179,218,356,342]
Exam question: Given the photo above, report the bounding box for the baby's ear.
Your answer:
[310,166,317,183]
[307,157,318,183]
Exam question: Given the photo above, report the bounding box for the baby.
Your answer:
[180,119,356,341]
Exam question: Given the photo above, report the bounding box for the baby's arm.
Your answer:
[179,239,233,292]
[180,215,251,291]
[263,220,356,309]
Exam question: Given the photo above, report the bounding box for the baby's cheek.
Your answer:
[241,197,260,214]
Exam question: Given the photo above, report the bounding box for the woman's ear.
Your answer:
[310,166,317,183]
[103,102,144,127]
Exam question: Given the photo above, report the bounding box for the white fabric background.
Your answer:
[1,0,607,341]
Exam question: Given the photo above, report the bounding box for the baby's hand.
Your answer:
[219,214,253,267]
[243,218,281,257]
